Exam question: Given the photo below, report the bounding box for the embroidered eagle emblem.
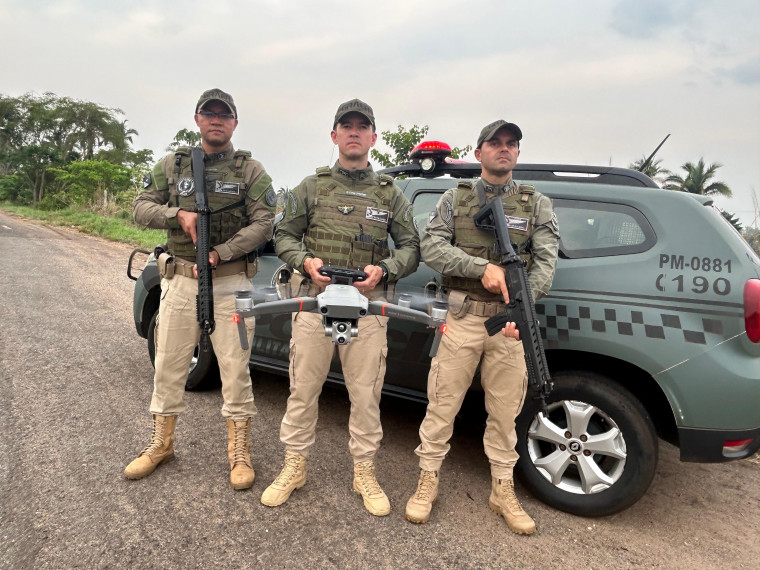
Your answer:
[338,205,354,215]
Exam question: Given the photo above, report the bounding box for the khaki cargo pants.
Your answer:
[414,312,528,479]
[150,272,257,419]
[280,311,389,463]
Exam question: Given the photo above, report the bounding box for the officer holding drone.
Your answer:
[263,99,420,516]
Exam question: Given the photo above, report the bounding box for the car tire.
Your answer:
[146,311,221,391]
[515,371,658,517]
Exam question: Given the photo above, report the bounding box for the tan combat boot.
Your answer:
[405,469,439,523]
[124,415,177,480]
[261,451,307,506]
[353,460,390,516]
[227,418,255,490]
[488,477,536,535]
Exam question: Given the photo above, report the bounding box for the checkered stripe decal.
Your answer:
[536,303,725,349]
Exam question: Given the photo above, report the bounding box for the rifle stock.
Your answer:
[192,147,215,352]
[473,194,553,410]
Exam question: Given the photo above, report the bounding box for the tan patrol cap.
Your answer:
[334,99,375,128]
[477,119,522,148]
[196,88,237,118]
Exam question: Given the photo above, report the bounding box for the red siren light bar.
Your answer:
[410,141,452,159]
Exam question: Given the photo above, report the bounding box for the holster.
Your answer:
[446,289,469,319]
[276,266,293,299]
[157,252,175,279]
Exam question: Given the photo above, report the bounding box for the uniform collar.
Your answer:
[332,162,374,182]
[480,177,516,196]
[204,144,234,163]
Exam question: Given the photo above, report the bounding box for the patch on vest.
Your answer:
[506,216,529,232]
[265,187,277,207]
[346,191,367,198]
[177,178,195,196]
[366,207,389,223]
[551,212,560,233]
[215,181,240,195]
[338,205,355,215]
[143,173,152,189]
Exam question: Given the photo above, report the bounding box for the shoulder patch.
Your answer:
[286,190,299,216]
[142,172,152,189]
[402,203,414,223]
[442,198,453,226]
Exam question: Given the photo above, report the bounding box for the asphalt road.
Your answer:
[1,210,758,569]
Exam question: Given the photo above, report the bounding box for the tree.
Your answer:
[743,227,760,257]
[0,92,146,206]
[720,210,743,233]
[46,160,131,211]
[371,124,472,168]
[276,187,290,215]
[664,158,732,197]
[167,128,202,151]
[628,157,671,185]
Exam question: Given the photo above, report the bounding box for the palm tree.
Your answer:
[664,158,732,197]
[629,157,671,185]
[721,210,743,233]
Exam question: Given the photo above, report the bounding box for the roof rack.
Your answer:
[379,162,659,188]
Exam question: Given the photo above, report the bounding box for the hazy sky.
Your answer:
[3,0,759,226]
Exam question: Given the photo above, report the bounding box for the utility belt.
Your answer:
[446,289,506,319]
[157,253,257,280]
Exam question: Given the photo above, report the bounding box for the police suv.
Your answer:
[129,141,760,517]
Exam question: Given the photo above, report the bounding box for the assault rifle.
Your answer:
[233,266,448,356]
[473,185,552,412]
[191,147,214,353]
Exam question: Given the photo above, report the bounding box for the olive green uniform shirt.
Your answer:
[421,179,559,300]
[134,145,275,261]
[275,163,420,281]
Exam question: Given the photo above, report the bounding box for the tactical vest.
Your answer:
[164,146,253,259]
[443,180,537,301]
[303,167,394,268]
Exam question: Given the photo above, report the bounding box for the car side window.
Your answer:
[555,199,656,259]
[411,191,444,232]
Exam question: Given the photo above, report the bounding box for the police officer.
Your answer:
[125,89,276,490]
[404,120,559,534]
[262,99,420,516]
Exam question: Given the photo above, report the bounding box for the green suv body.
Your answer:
[129,155,760,517]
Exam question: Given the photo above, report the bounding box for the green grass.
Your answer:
[0,203,165,249]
